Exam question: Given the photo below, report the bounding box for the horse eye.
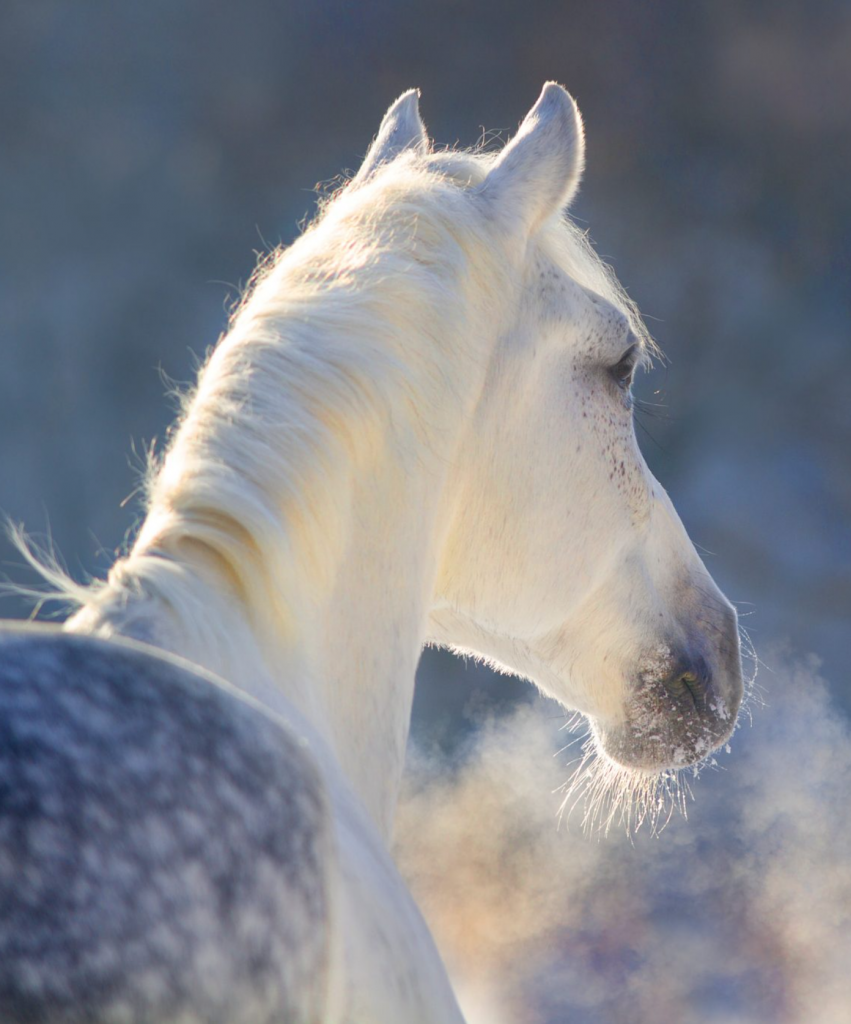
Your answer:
[609,343,639,391]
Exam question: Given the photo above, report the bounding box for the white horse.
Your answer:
[0,84,743,1023]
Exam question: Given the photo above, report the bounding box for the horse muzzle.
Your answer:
[594,623,744,772]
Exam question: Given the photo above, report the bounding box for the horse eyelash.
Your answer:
[608,343,640,391]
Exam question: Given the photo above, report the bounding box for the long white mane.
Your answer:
[14,146,652,652]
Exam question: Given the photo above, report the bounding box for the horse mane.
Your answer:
[10,144,654,643]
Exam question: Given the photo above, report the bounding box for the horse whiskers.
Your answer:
[734,624,764,730]
[555,732,695,839]
[556,623,757,840]
[556,624,757,840]
[557,709,584,732]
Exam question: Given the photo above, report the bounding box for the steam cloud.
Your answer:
[395,650,851,1024]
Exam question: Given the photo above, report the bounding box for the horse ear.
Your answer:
[481,82,585,231]
[353,89,427,185]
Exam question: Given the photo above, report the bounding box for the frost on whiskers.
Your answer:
[555,723,694,839]
[557,627,760,838]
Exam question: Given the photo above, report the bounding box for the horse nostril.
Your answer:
[676,670,700,705]
[663,659,710,709]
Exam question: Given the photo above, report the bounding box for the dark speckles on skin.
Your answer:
[0,629,330,1024]
[535,252,651,521]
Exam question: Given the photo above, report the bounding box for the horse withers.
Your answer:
[0,84,743,1023]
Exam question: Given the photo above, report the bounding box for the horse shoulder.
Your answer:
[0,625,466,1024]
[0,625,336,1024]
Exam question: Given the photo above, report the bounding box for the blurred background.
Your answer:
[0,3,849,1023]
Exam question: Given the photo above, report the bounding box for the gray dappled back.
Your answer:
[0,627,329,1024]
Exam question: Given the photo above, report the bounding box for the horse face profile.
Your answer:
[418,87,743,775]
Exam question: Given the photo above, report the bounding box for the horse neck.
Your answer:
[68,228,493,838]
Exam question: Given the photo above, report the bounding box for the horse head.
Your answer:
[374,85,746,785]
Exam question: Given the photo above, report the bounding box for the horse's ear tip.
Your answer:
[353,88,426,184]
[534,83,584,146]
[393,88,422,112]
[384,89,424,132]
[538,82,578,115]
[541,81,567,97]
